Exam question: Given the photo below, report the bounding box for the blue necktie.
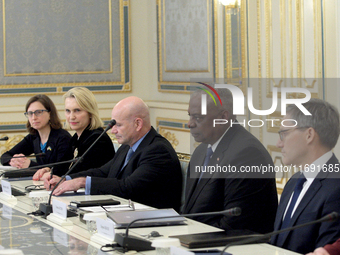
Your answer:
[276,174,306,243]
[121,148,134,170]
[198,147,213,182]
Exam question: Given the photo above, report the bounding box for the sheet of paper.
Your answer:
[0,166,18,170]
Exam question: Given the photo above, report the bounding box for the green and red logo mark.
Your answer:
[197,82,222,115]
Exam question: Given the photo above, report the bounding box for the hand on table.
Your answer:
[45,177,86,196]
[9,154,30,169]
[33,167,51,181]
[306,247,330,255]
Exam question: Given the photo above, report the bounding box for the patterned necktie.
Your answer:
[276,173,307,243]
[198,147,213,182]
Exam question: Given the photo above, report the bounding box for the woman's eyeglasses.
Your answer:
[24,109,49,118]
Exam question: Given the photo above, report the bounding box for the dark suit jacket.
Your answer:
[183,124,278,234]
[70,127,182,212]
[52,127,115,176]
[0,128,72,167]
[271,154,340,254]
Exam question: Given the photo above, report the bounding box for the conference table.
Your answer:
[0,178,301,255]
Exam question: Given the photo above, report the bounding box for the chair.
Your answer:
[177,152,190,211]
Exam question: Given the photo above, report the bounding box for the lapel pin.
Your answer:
[47,146,52,151]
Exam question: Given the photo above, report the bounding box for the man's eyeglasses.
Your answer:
[24,109,49,118]
[278,127,309,141]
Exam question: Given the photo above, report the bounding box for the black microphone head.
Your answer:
[0,136,9,141]
[107,119,116,129]
[224,207,241,216]
[322,212,339,222]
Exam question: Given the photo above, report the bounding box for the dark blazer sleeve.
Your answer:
[221,143,278,232]
[1,134,35,166]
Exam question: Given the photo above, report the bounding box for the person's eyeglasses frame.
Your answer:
[24,109,49,118]
[25,184,45,192]
[278,127,309,141]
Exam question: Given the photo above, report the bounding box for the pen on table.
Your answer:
[49,167,54,190]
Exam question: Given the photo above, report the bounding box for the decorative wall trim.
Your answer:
[156,118,189,131]
[224,0,247,85]
[0,122,26,132]
[157,0,218,93]
[0,0,131,96]
[156,117,190,153]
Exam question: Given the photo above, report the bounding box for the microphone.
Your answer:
[114,207,241,252]
[39,119,116,216]
[3,153,46,160]
[0,136,8,141]
[219,211,339,255]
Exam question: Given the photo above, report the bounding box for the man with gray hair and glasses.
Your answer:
[271,98,340,254]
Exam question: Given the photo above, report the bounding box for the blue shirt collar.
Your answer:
[130,130,150,152]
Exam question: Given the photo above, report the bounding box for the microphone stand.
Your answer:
[0,158,79,178]
[3,153,46,160]
[38,119,116,216]
[114,207,241,252]
[219,212,339,255]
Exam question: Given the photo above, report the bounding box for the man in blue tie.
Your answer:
[183,87,278,234]
[271,98,340,254]
[46,96,182,211]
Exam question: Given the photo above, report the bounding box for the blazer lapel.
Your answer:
[114,145,130,178]
[116,127,157,177]
[44,129,56,163]
[184,127,239,213]
[184,148,205,212]
[185,144,228,213]
[33,135,40,154]
[287,155,338,231]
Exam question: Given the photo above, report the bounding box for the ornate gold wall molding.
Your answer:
[0,0,131,96]
[156,117,190,153]
[0,134,24,155]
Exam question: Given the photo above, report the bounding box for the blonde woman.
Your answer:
[33,87,115,180]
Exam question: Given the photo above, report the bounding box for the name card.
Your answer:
[52,199,68,219]
[96,218,115,240]
[1,180,11,196]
